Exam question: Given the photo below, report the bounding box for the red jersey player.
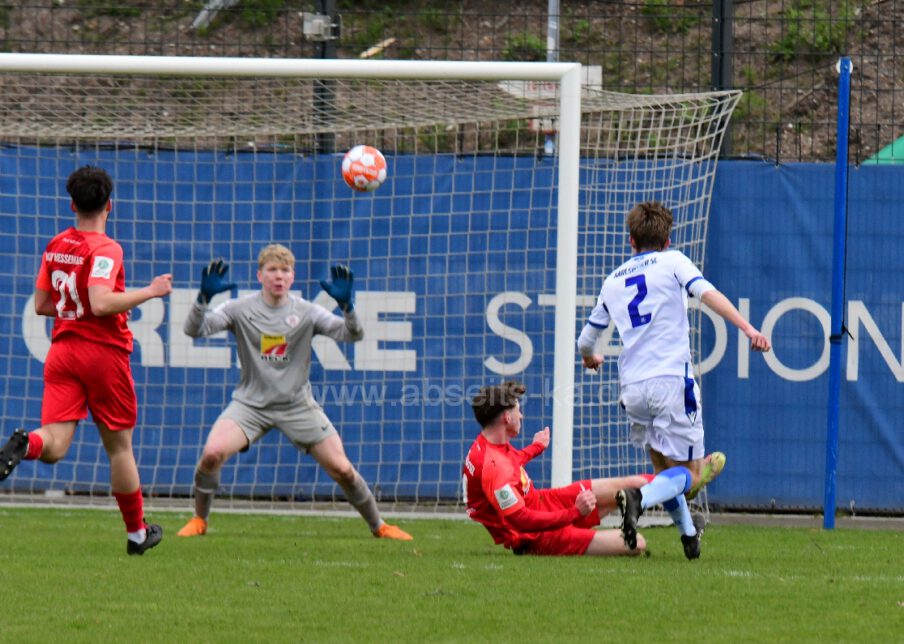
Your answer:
[463,380,650,556]
[0,165,172,555]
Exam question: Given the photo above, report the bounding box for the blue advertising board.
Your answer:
[0,150,900,512]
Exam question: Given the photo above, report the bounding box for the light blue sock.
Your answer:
[663,495,696,537]
[639,466,693,509]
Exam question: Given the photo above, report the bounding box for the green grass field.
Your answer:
[0,507,901,643]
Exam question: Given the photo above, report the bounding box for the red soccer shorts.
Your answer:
[42,335,137,430]
[519,480,601,556]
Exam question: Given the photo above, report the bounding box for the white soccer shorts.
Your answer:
[620,375,705,463]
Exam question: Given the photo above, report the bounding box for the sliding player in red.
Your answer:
[0,165,172,555]
[463,380,649,557]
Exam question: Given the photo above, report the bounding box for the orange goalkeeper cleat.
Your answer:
[373,523,413,541]
[176,516,208,537]
[687,451,726,501]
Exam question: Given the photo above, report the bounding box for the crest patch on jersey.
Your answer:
[285,314,300,328]
[520,467,532,496]
[494,484,519,510]
[260,334,289,362]
[90,255,115,279]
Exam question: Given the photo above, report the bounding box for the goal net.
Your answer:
[0,54,739,515]
[573,91,741,510]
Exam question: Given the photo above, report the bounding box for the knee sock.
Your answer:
[25,433,43,460]
[662,495,696,537]
[639,466,693,509]
[193,468,220,521]
[339,472,382,532]
[113,487,145,536]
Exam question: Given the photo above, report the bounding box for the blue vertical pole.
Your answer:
[824,57,851,530]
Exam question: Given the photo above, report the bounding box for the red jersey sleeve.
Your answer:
[85,240,124,289]
[516,441,546,465]
[481,454,526,516]
[505,505,582,533]
[35,262,52,291]
[481,445,580,532]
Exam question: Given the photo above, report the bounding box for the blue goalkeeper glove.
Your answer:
[319,264,355,313]
[198,258,237,304]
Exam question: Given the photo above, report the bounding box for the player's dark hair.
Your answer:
[627,201,672,251]
[471,381,525,428]
[66,165,113,216]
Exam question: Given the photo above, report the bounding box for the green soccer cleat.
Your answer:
[687,451,726,501]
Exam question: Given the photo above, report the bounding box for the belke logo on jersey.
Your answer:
[260,334,289,362]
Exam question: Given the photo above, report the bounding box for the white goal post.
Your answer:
[0,53,739,512]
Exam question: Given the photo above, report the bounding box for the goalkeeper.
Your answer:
[177,243,412,541]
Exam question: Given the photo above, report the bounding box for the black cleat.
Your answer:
[0,428,29,482]
[616,487,643,550]
[127,523,163,556]
[681,513,707,560]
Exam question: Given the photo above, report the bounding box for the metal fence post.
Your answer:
[712,0,734,156]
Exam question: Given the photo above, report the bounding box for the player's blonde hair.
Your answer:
[627,201,672,251]
[257,243,295,270]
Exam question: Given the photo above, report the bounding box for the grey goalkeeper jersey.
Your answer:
[184,293,363,409]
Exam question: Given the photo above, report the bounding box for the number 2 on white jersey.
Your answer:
[51,269,85,320]
[625,274,651,328]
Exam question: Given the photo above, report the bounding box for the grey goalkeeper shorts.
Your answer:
[218,399,338,452]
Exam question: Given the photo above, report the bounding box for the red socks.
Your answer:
[24,432,43,460]
[113,488,145,533]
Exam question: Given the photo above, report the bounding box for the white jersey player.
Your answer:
[176,244,412,542]
[577,201,770,558]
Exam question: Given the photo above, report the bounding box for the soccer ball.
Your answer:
[341,145,387,192]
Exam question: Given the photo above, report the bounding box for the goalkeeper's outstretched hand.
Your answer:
[320,264,355,312]
[198,258,237,304]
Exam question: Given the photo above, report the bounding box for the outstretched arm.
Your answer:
[505,488,596,533]
[315,264,363,342]
[184,259,236,338]
[701,289,771,352]
[518,427,550,462]
[312,305,364,343]
[89,273,173,317]
[196,258,236,305]
[506,505,582,533]
[320,264,356,313]
[577,323,605,371]
[577,290,609,371]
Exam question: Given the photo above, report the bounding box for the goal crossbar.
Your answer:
[0,53,580,82]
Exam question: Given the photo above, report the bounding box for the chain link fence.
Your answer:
[0,1,898,163]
